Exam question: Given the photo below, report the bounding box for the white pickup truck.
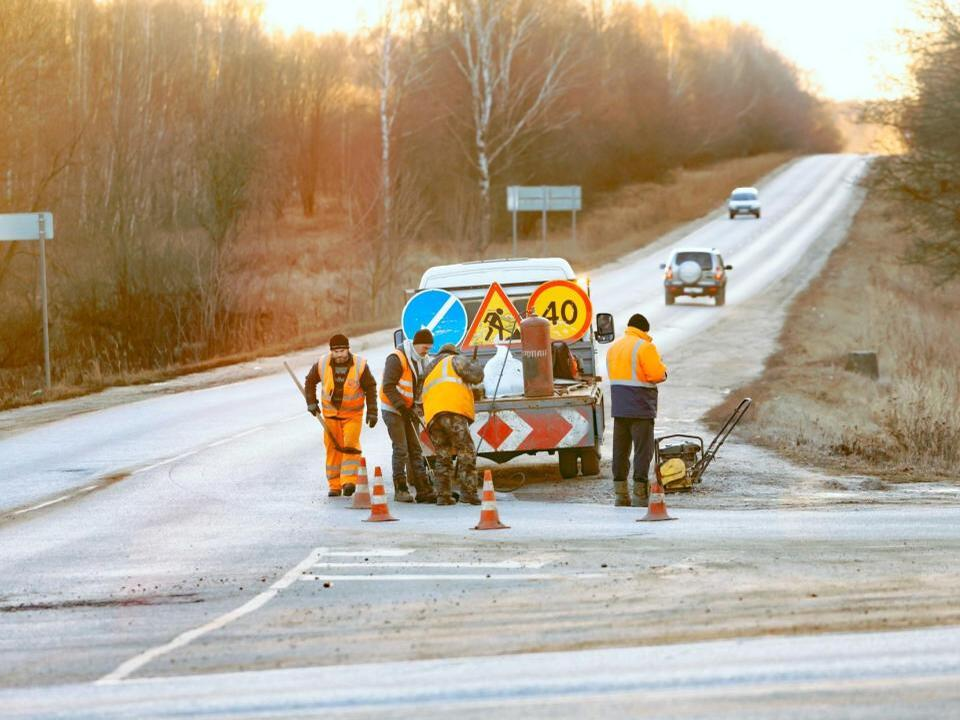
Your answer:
[398,257,615,478]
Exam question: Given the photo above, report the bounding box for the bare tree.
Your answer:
[450,0,575,251]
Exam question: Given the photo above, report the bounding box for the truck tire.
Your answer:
[558,449,579,479]
[729,211,735,219]
[579,446,601,476]
[665,289,675,305]
[716,287,726,306]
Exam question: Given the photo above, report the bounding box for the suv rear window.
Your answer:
[674,252,714,270]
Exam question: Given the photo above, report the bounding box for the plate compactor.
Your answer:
[656,398,752,492]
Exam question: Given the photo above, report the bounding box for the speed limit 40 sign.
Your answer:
[527,280,593,342]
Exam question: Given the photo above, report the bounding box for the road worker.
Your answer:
[422,343,484,506]
[305,334,378,497]
[605,313,668,507]
[380,329,436,504]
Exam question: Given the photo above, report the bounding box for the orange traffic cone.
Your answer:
[364,466,398,522]
[638,473,676,522]
[473,470,508,530]
[350,457,372,510]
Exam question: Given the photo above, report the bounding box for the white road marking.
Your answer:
[312,560,548,569]
[96,547,325,685]
[300,573,604,582]
[11,494,72,515]
[320,548,415,557]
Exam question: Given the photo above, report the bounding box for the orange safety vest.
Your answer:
[422,355,474,426]
[380,348,415,414]
[606,327,666,388]
[319,353,368,418]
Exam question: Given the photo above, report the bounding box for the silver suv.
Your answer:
[661,248,733,306]
[728,187,760,219]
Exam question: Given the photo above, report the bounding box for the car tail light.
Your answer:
[714,268,724,281]
[665,267,673,280]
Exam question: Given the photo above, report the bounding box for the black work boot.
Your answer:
[632,479,649,508]
[613,480,630,507]
[342,483,356,497]
[436,494,457,506]
[328,489,342,497]
[395,486,414,503]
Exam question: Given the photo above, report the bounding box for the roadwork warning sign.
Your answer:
[462,282,522,349]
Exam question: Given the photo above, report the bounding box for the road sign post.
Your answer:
[0,212,55,389]
[506,186,581,257]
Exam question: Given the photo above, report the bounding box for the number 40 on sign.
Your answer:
[526,280,592,343]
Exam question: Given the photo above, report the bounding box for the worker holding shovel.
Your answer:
[304,334,378,497]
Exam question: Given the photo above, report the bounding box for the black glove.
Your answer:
[400,407,417,425]
[307,403,319,417]
[366,413,378,429]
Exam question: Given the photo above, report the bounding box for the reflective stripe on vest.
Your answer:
[320,354,368,416]
[607,336,658,389]
[380,349,415,414]
[422,356,474,426]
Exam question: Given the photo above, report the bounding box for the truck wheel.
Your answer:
[665,289,675,306]
[716,287,726,306]
[558,449,579,479]
[579,447,601,476]
[729,211,735,219]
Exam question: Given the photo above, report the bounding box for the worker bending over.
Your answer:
[422,343,484,505]
[305,334,378,497]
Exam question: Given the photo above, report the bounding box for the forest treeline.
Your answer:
[0,0,838,400]
[865,0,960,284]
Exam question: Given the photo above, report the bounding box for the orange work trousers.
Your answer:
[323,415,363,491]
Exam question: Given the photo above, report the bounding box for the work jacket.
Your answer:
[606,327,667,419]
[306,353,377,419]
[380,346,419,415]
[422,350,482,426]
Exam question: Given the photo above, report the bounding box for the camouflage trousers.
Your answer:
[428,413,478,500]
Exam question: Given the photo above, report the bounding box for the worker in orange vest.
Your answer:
[422,343,484,506]
[605,314,668,507]
[305,334,378,497]
[380,328,436,504]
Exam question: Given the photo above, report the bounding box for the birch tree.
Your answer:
[451,0,575,251]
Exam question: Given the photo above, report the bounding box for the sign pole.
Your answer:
[572,209,577,245]
[37,213,51,389]
[512,209,518,257]
[541,186,547,254]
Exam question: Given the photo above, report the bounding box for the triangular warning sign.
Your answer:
[462,282,522,349]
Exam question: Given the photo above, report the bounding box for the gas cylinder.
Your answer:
[520,311,554,397]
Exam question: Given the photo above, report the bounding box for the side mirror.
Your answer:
[659,263,666,270]
[725,264,733,270]
[393,329,404,349]
[595,313,615,344]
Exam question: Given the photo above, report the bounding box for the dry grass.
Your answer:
[709,171,960,481]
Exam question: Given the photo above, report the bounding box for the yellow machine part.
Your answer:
[659,457,690,490]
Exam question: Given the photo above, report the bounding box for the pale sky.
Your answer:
[260,0,920,101]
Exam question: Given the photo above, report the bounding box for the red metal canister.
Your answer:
[520,311,554,397]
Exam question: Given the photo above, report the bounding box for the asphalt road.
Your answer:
[6,153,958,718]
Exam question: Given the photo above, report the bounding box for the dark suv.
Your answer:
[661,248,733,306]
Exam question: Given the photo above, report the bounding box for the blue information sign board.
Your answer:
[401,289,468,354]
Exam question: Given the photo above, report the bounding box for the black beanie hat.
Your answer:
[412,328,434,345]
[627,313,650,332]
[329,333,350,350]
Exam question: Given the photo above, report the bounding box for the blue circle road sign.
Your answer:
[402,289,468,354]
